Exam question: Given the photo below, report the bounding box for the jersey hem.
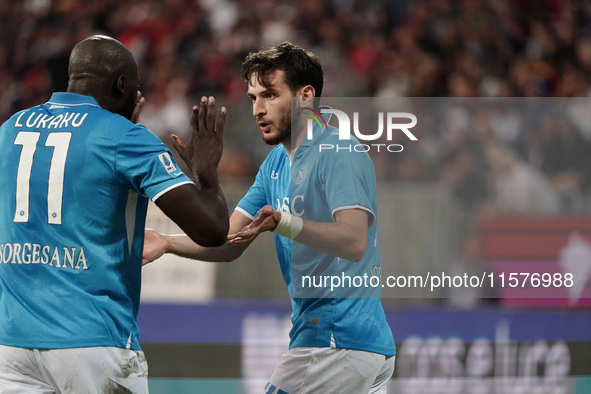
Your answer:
[288,341,396,357]
[0,338,142,351]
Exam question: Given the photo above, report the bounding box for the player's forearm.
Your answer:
[295,220,367,262]
[192,186,229,245]
[166,233,244,262]
[156,183,229,247]
[229,207,368,261]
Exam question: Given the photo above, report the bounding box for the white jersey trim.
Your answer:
[46,101,101,108]
[332,204,376,228]
[152,181,194,202]
[235,207,256,221]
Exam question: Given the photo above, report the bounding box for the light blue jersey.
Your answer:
[237,121,395,356]
[0,93,192,350]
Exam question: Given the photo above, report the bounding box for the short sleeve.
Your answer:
[116,125,193,201]
[236,165,268,220]
[321,146,376,227]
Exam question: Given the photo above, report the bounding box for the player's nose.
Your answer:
[252,98,266,117]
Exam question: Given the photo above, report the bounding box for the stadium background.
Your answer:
[2,0,591,393]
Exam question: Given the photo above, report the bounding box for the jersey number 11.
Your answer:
[13,131,72,225]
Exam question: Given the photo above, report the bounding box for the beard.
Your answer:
[262,109,292,145]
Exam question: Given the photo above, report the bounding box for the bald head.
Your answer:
[67,35,139,120]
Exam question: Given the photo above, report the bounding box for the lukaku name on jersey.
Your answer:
[15,110,88,129]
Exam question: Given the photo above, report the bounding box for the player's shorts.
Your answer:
[264,347,395,394]
[0,344,149,394]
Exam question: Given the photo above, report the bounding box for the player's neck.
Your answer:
[284,121,308,155]
[281,139,292,155]
[67,80,118,114]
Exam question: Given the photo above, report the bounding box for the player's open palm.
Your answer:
[227,205,280,245]
[171,96,226,188]
[142,228,168,266]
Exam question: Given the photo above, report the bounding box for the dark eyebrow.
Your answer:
[247,88,277,99]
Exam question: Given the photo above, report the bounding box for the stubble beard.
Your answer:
[262,110,292,146]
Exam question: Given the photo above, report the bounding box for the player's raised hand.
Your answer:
[171,96,226,188]
[131,91,145,124]
[227,205,280,245]
[142,228,168,266]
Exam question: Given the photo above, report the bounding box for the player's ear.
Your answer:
[113,75,125,99]
[299,85,315,107]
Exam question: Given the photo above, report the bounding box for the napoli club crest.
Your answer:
[293,166,307,184]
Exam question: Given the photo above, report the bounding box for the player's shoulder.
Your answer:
[115,122,163,154]
[319,124,362,145]
[1,112,21,130]
[269,144,288,156]
[2,104,43,126]
[89,108,154,140]
[314,125,371,160]
[6,108,28,122]
[262,145,289,165]
[90,107,135,128]
[323,124,343,141]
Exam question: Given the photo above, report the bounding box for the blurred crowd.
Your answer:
[2,0,591,217]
